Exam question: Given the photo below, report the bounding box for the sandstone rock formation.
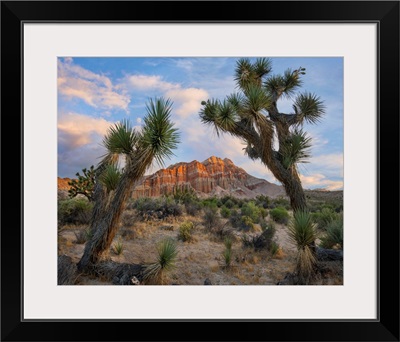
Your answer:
[58,156,286,199]
[131,156,285,199]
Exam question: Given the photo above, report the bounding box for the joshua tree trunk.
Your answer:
[277,169,307,212]
[77,172,135,271]
[261,153,307,212]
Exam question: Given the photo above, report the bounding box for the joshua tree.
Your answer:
[77,97,180,272]
[199,58,325,212]
[68,165,95,201]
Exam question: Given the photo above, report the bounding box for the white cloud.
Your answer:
[136,117,142,124]
[166,88,208,118]
[300,173,343,190]
[122,74,209,119]
[58,58,130,111]
[126,75,178,92]
[58,113,113,148]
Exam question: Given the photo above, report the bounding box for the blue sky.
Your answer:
[58,57,343,190]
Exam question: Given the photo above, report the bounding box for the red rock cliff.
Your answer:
[132,156,284,199]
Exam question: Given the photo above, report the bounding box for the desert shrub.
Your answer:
[203,207,220,230]
[178,221,194,242]
[58,198,93,225]
[143,238,178,285]
[220,206,231,218]
[162,200,183,217]
[121,210,137,227]
[319,215,343,249]
[74,228,91,244]
[135,197,183,220]
[239,215,254,231]
[201,197,219,209]
[241,222,276,250]
[240,201,261,223]
[236,198,246,208]
[241,235,255,248]
[271,197,290,210]
[172,187,198,204]
[255,195,270,209]
[185,201,203,216]
[259,207,268,219]
[223,198,235,209]
[270,207,289,224]
[311,207,337,230]
[228,210,242,229]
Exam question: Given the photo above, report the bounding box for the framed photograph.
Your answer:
[2,1,399,341]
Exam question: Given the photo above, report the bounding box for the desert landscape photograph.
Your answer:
[57,56,344,286]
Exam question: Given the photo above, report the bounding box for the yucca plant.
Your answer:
[320,215,343,249]
[288,210,318,284]
[222,237,233,269]
[78,98,180,271]
[112,237,124,255]
[143,238,178,285]
[199,58,325,211]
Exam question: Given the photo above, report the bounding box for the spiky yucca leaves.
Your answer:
[280,129,312,169]
[142,98,180,167]
[222,237,233,268]
[320,214,343,249]
[99,164,122,192]
[199,58,326,212]
[102,119,137,155]
[288,211,318,284]
[292,92,325,124]
[143,238,178,285]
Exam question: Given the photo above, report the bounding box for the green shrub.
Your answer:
[223,198,235,209]
[203,207,220,230]
[259,208,268,219]
[135,197,183,220]
[270,207,289,224]
[178,221,194,242]
[201,197,219,209]
[240,215,254,231]
[185,201,203,216]
[240,201,261,223]
[311,207,337,230]
[58,198,93,225]
[319,215,343,249]
[271,197,290,210]
[255,195,270,209]
[220,206,231,218]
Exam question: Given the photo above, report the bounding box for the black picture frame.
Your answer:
[1,1,399,341]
